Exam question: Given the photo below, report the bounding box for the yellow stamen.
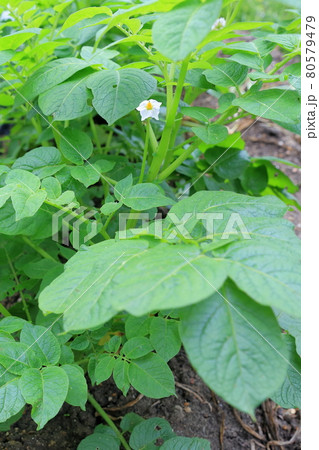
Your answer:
[146,101,153,110]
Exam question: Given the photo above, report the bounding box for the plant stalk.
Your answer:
[87,393,131,450]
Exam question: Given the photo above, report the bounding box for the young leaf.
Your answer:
[95,355,116,384]
[152,0,222,61]
[128,353,175,398]
[70,164,100,187]
[180,280,289,415]
[61,364,88,410]
[121,337,153,359]
[122,183,174,210]
[59,129,93,165]
[233,89,300,124]
[192,124,228,145]
[113,359,130,396]
[204,62,248,87]
[78,425,120,450]
[61,7,112,31]
[20,323,61,366]
[86,69,157,124]
[12,147,62,178]
[129,417,175,448]
[150,317,181,362]
[125,315,151,339]
[19,367,69,429]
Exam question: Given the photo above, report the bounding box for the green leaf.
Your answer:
[12,147,62,178]
[206,147,250,180]
[129,417,175,449]
[70,164,100,187]
[233,89,300,124]
[11,189,46,221]
[0,50,15,65]
[0,185,13,208]
[129,353,175,398]
[0,30,38,51]
[0,374,25,423]
[38,76,93,121]
[192,124,228,145]
[180,106,218,122]
[61,6,112,31]
[152,0,222,61]
[180,281,289,415]
[121,337,153,359]
[122,183,174,210]
[276,311,301,356]
[150,317,181,361]
[101,201,122,215]
[78,425,120,450]
[204,62,248,87]
[214,238,300,317]
[6,169,40,191]
[113,359,130,396]
[120,412,144,433]
[229,52,264,70]
[271,335,301,409]
[125,316,151,339]
[18,58,89,103]
[80,46,119,69]
[0,317,26,333]
[39,240,227,332]
[241,165,268,194]
[87,69,157,124]
[265,34,300,51]
[20,323,61,366]
[95,355,116,384]
[19,367,69,429]
[42,177,62,199]
[59,128,93,164]
[114,174,133,202]
[161,436,211,449]
[0,342,40,375]
[61,364,88,410]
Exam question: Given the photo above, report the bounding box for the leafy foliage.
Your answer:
[0,0,300,444]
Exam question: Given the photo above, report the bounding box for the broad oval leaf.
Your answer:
[128,353,175,398]
[233,89,300,124]
[18,58,89,103]
[19,367,69,429]
[152,0,222,61]
[192,124,228,145]
[39,240,227,332]
[61,364,88,410]
[86,69,157,124]
[0,374,25,423]
[59,128,93,165]
[20,323,61,366]
[180,281,289,415]
[204,62,248,87]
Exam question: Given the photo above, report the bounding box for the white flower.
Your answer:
[0,11,14,21]
[211,17,226,30]
[136,99,162,121]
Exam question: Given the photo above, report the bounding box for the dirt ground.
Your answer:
[0,350,301,450]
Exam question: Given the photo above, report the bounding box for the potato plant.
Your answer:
[0,0,301,447]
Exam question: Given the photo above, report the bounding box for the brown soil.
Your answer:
[0,351,300,450]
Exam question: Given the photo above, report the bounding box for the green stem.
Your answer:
[138,119,150,183]
[148,58,189,181]
[5,249,32,322]
[0,303,11,317]
[87,393,131,450]
[89,115,102,153]
[158,141,199,181]
[227,0,244,25]
[22,236,56,262]
[268,51,300,75]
